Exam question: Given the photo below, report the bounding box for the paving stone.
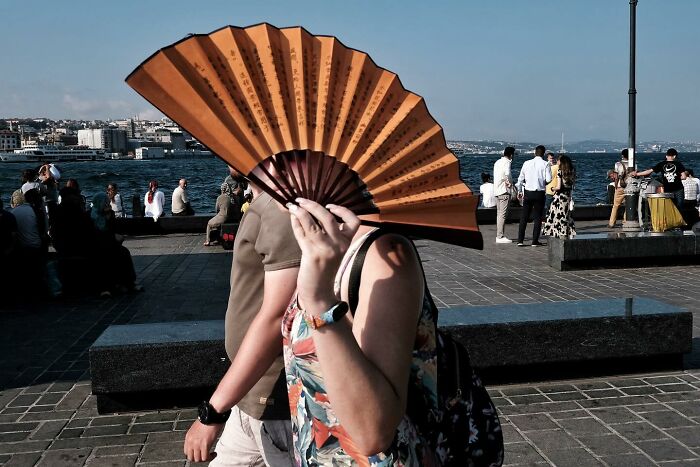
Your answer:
[638,410,696,429]
[139,441,185,462]
[625,402,666,413]
[666,426,700,448]
[556,417,612,436]
[36,447,91,466]
[614,421,671,442]
[7,395,40,408]
[541,448,603,466]
[135,412,178,423]
[129,422,174,434]
[523,429,580,451]
[0,432,31,442]
[577,434,639,456]
[19,410,75,422]
[136,462,186,467]
[50,434,148,450]
[537,384,578,394]
[653,391,700,403]
[609,378,648,388]
[634,438,698,461]
[577,395,656,409]
[83,425,129,437]
[90,416,134,427]
[507,414,557,432]
[93,445,142,457]
[507,394,550,405]
[66,419,91,429]
[583,389,626,399]
[619,386,661,396]
[501,424,525,444]
[31,420,68,440]
[574,382,613,391]
[85,454,138,466]
[588,407,642,425]
[550,410,589,420]
[0,440,51,454]
[658,383,699,393]
[599,453,656,467]
[501,442,546,465]
[3,452,43,467]
[500,386,542,397]
[669,401,700,418]
[643,376,683,385]
[37,393,66,405]
[146,431,185,443]
[58,429,85,439]
[0,422,39,433]
[545,392,588,402]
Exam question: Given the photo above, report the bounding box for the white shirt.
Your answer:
[144,190,165,221]
[683,178,699,201]
[479,183,497,208]
[110,193,124,217]
[12,204,42,248]
[493,157,512,196]
[517,156,552,192]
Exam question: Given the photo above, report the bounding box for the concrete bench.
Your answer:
[90,297,691,413]
[548,231,700,271]
[440,297,691,382]
[90,321,229,413]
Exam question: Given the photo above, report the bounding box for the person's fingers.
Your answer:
[295,198,338,235]
[326,204,360,240]
[200,444,209,463]
[289,211,309,249]
[287,202,321,235]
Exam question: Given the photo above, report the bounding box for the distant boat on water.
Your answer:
[0,144,106,163]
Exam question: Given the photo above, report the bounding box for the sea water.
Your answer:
[1,153,699,215]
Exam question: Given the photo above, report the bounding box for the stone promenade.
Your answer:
[1,221,699,466]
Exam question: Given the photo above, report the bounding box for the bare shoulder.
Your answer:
[364,233,421,276]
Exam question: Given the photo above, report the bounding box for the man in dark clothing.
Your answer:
[633,148,686,208]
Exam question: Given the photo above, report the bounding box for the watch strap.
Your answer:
[302,301,349,330]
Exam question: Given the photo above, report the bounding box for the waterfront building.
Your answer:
[0,130,20,150]
[135,147,165,159]
[78,128,128,154]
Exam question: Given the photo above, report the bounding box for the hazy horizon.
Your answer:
[3,0,699,143]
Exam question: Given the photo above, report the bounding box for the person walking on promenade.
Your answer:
[516,145,552,246]
[184,181,301,465]
[545,152,559,214]
[543,155,576,239]
[203,183,235,246]
[479,173,496,208]
[608,149,629,228]
[633,148,686,208]
[144,180,165,222]
[493,146,515,243]
[681,170,700,206]
[172,178,195,216]
[107,183,125,218]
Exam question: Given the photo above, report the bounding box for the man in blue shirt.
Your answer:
[516,145,552,246]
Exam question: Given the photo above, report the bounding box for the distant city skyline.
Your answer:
[3,0,699,143]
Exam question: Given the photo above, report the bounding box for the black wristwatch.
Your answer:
[197,401,231,425]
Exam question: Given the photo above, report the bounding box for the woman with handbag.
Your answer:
[542,155,577,239]
[283,198,503,466]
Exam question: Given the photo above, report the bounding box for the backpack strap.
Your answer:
[348,228,390,315]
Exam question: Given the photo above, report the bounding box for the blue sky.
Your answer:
[2,0,699,143]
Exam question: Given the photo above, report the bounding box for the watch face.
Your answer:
[331,302,349,321]
[198,401,209,422]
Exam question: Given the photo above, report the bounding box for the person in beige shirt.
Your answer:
[185,182,301,465]
[545,152,559,215]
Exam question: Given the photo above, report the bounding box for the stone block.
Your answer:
[439,297,692,374]
[548,230,699,271]
[89,321,229,414]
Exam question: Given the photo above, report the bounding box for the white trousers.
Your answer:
[209,406,294,467]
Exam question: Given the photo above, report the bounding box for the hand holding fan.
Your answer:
[126,23,482,248]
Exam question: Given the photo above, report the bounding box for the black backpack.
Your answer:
[348,229,504,467]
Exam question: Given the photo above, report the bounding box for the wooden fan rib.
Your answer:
[128,54,259,173]
[369,154,459,199]
[170,37,272,161]
[281,28,310,150]
[341,70,397,165]
[323,43,354,159]
[362,128,449,187]
[354,97,434,179]
[331,53,369,163]
[314,37,340,155]
[244,24,296,151]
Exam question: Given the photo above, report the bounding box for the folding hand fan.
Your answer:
[126,23,482,248]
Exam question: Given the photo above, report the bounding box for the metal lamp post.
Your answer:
[623,0,641,231]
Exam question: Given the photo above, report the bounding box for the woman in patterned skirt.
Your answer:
[543,155,576,238]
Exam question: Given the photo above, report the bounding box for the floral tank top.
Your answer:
[282,230,441,466]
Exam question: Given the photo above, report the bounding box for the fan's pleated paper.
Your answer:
[126,23,481,248]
